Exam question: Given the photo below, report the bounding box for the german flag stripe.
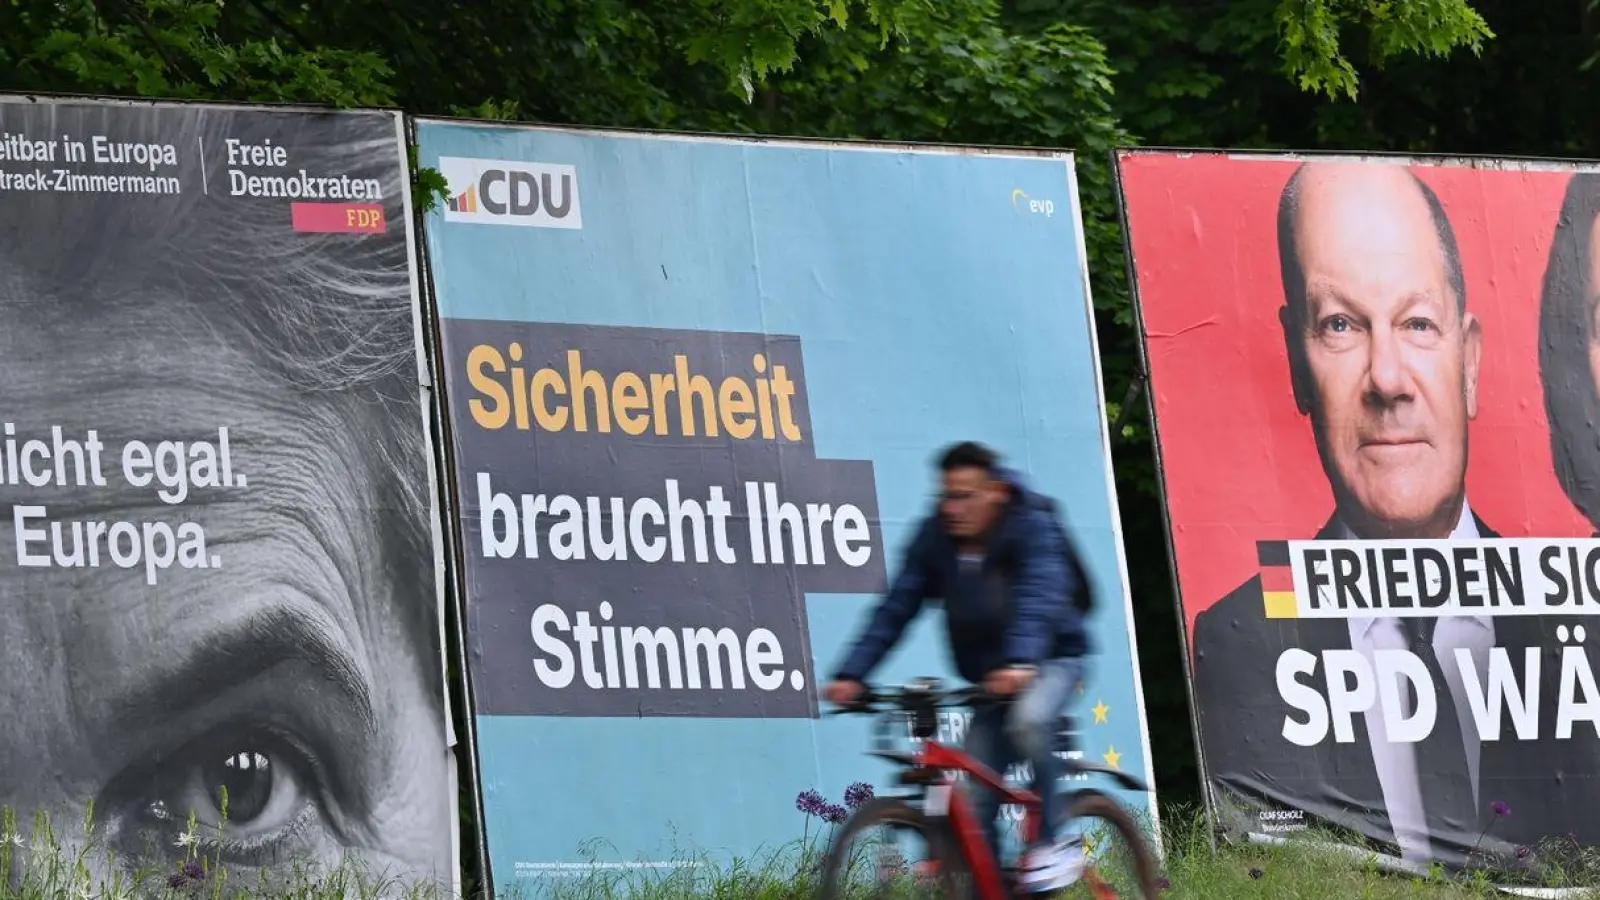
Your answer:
[1258,540,1297,619]
[1257,540,1291,567]
[1261,565,1295,594]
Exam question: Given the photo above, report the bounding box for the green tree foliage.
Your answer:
[1,0,399,105]
[0,0,1524,811]
[1275,0,1494,100]
[0,0,917,207]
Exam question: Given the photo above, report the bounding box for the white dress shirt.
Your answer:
[1333,500,1493,863]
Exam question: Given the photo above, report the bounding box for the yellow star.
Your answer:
[1091,700,1110,725]
[1103,746,1122,770]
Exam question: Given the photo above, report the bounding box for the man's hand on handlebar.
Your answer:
[824,678,865,706]
[983,665,1035,698]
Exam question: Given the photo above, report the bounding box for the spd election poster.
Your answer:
[416,121,1157,894]
[1115,148,1600,881]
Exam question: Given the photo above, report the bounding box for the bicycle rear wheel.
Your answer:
[1052,789,1161,900]
[817,796,971,900]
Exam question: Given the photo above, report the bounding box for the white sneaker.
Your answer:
[1014,838,1085,894]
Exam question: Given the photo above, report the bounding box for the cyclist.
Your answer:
[822,440,1094,895]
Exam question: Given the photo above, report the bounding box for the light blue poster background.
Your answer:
[415,120,1156,894]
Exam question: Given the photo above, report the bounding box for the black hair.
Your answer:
[1538,171,1600,527]
[937,440,998,473]
[1277,161,1468,334]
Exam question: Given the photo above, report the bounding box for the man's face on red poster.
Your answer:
[1282,163,1483,539]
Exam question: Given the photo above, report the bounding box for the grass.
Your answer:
[535,804,1600,900]
[1149,805,1600,899]
[0,801,451,900]
[9,799,1600,899]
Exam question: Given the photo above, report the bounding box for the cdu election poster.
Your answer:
[0,96,458,893]
[1115,148,1600,882]
[415,121,1157,893]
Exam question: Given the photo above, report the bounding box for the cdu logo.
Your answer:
[439,156,583,229]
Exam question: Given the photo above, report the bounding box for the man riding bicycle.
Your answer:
[823,441,1094,894]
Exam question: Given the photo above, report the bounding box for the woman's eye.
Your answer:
[180,748,292,831]
[118,730,323,868]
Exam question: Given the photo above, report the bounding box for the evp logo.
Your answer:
[1010,188,1055,218]
[439,156,583,229]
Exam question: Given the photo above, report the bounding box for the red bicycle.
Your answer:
[817,677,1160,900]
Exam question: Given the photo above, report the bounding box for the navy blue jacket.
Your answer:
[831,469,1091,685]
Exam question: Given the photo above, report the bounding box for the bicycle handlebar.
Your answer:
[824,677,1011,717]
[823,677,1020,755]
[824,676,1156,796]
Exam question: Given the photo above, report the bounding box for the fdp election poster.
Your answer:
[0,96,458,892]
[1116,148,1600,878]
[417,120,1156,892]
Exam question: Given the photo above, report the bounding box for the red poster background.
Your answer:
[1116,151,1594,644]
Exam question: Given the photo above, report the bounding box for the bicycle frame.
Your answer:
[847,681,1150,900]
[893,737,1043,900]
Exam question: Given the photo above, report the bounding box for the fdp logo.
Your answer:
[439,157,583,229]
[1010,188,1055,218]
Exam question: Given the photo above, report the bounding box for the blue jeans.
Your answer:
[960,656,1085,862]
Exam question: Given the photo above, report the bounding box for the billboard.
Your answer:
[1115,148,1600,876]
[416,121,1156,892]
[0,96,458,893]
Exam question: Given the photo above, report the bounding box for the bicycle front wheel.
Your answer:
[1055,789,1162,899]
[817,796,971,900]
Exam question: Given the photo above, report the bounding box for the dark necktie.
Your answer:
[1403,616,1478,857]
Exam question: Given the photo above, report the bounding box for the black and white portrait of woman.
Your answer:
[0,98,456,892]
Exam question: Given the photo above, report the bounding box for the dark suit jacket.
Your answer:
[1190,512,1593,867]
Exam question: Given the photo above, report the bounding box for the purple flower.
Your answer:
[167,872,188,889]
[796,789,825,817]
[1248,867,1263,880]
[823,803,848,824]
[181,860,203,880]
[1516,845,1531,860]
[1157,876,1171,891]
[844,782,874,809]
[1491,800,1511,818]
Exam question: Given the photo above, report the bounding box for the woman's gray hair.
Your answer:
[0,98,440,676]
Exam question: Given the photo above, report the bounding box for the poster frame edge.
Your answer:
[1111,144,1600,174]
[409,114,1078,161]
[0,89,405,118]
[388,108,472,899]
[1060,156,1164,855]
[390,110,455,753]
[1106,148,1222,852]
[406,117,498,900]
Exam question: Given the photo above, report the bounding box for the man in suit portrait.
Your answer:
[1189,159,1504,868]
